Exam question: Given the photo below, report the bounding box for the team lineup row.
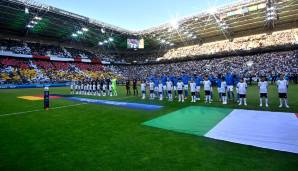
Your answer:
[70,74,290,109]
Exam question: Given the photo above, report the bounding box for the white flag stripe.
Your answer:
[205,109,298,154]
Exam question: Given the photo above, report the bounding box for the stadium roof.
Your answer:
[0,0,298,50]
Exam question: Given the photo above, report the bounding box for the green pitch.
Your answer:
[0,85,298,170]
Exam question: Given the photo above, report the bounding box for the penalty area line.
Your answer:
[0,103,87,118]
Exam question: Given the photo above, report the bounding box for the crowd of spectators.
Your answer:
[1,50,297,84]
[0,28,298,84]
[0,39,96,59]
[106,51,298,82]
[162,28,298,60]
[0,58,114,84]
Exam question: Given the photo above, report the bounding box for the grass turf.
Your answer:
[0,85,298,170]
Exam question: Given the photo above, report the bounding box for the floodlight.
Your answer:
[30,21,38,24]
[26,24,33,28]
[25,7,29,14]
[34,16,42,20]
[72,33,78,37]
[98,42,103,45]
[82,27,88,32]
[77,30,83,34]
[104,40,108,43]
[170,19,179,29]
[108,37,114,42]
[207,7,217,14]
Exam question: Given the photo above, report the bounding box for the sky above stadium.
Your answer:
[36,0,237,31]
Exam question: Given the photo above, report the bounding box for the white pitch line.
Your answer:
[0,103,87,117]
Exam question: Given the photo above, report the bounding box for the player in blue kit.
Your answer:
[182,73,189,99]
[225,72,234,101]
[172,76,178,97]
[154,77,159,99]
[194,75,202,101]
[216,76,222,102]
[161,75,167,97]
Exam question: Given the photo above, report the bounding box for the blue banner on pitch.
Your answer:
[65,97,163,110]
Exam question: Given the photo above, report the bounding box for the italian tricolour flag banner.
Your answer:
[143,106,298,154]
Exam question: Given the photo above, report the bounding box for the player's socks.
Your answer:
[285,99,289,108]
[260,98,262,107]
[244,98,247,106]
[279,99,283,107]
[265,98,268,107]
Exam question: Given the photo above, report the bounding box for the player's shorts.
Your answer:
[168,90,172,94]
[142,90,146,94]
[260,93,267,98]
[163,85,167,90]
[191,92,195,96]
[278,93,287,98]
[205,90,211,95]
[173,86,177,90]
[239,94,246,98]
[159,92,162,95]
[228,85,234,91]
[222,92,227,96]
[195,86,200,92]
[178,90,183,94]
[150,90,154,94]
[184,85,188,90]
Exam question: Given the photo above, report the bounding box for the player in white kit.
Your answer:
[276,74,289,108]
[190,80,196,102]
[141,80,146,99]
[92,82,96,96]
[220,77,228,104]
[158,81,163,101]
[70,80,74,94]
[149,81,154,100]
[237,78,248,106]
[203,76,212,104]
[258,76,269,108]
[80,81,84,95]
[166,79,173,101]
[177,79,184,102]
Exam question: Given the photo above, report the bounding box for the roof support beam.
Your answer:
[211,14,233,41]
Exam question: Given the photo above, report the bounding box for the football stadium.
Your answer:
[0,0,298,170]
